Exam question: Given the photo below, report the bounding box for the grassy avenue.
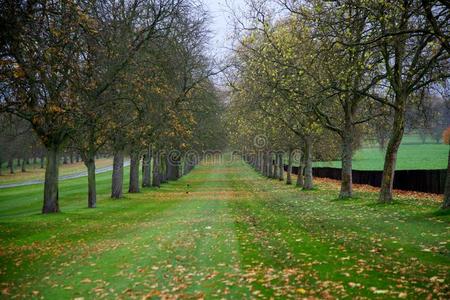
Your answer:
[0,159,449,299]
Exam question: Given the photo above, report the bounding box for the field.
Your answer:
[0,158,114,185]
[314,135,448,170]
[0,159,449,298]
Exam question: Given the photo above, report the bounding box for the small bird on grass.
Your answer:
[186,184,191,194]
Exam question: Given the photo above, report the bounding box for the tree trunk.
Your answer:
[33,157,37,164]
[278,152,284,181]
[85,158,96,208]
[273,152,279,179]
[183,159,190,175]
[441,146,450,209]
[379,98,406,203]
[16,158,20,167]
[161,155,168,183]
[185,155,197,175]
[141,155,145,185]
[268,152,273,178]
[63,155,68,164]
[152,151,160,187]
[286,149,292,185]
[21,158,26,172]
[262,151,268,176]
[303,137,314,190]
[340,125,353,198]
[111,149,124,199]
[258,151,263,173]
[296,151,304,187]
[42,145,60,213]
[8,158,14,174]
[170,157,181,180]
[40,156,45,168]
[70,152,74,164]
[0,161,2,176]
[129,150,140,193]
[273,154,277,178]
[167,162,174,180]
[76,154,80,163]
[142,146,152,187]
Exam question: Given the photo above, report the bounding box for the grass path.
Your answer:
[0,159,449,299]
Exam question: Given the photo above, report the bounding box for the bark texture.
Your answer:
[183,160,190,175]
[441,146,450,209]
[286,149,292,185]
[8,158,14,174]
[152,151,160,187]
[111,149,124,199]
[21,158,26,172]
[160,156,168,183]
[142,146,152,187]
[379,97,405,203]
[42,146,60,213]
[278,153,284,181]
[85,158,96,208]
[258,151,264,173]
[273,152,279,179]
[268,152,273,178]
[303,137,314,190]
[297,165,304,187]
[129,150,140,193]
[296,151,303,187]
[167,156,180,181]
[262,152,268,176]
[340,126,353,198]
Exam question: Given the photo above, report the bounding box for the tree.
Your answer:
[69,0,185,207]
[0,1,87,213]
[229,13,343,190]
[442,126,450,209]
[364,1,449,203]
[296,1,386,198]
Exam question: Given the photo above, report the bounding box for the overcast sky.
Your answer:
[203,0,246,57]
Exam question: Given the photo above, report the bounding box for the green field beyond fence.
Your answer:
[314,135,448,170]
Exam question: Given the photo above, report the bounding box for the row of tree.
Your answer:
[0,0,226,213]
[0,115,86,174]
[226,0,450,208]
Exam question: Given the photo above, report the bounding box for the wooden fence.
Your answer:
[287,165,446,194]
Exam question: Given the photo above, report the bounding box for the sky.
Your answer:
[203,0,246,57]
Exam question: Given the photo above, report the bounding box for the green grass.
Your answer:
[0,160,449,298]
[314,134,448,170]
[0,158,114,185]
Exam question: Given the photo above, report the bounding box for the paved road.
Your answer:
[0,161,130,189]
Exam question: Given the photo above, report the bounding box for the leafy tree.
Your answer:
[0,1,86,212]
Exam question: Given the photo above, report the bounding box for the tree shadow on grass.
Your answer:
[364,200,406,208]
[429,208,450,217]
[329,196,363,202]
